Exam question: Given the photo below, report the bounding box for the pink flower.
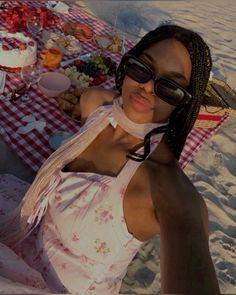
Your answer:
[95,239,110,255]
[72,233,79,241]
[120,186,126,196]
[78,255,89,264]
[60,263,68,270]
[63,247,70,253]
[109,264,118,272]
[121,216,125,223]
[99,182,108,192]
[54,194,61,202]
[79,191,88,202]
[88,284,96,291]
[95,205,113,224]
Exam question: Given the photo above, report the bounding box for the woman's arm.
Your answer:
[149,160,220,294]
[159,196,220,294]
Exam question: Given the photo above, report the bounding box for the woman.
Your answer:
[0,25,219,294]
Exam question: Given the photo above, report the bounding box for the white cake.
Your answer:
[0,31,37,70]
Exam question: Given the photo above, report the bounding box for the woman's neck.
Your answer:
[110,123,143,146]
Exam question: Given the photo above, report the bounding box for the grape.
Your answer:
[103,57,117,75]
[76,63,100,78]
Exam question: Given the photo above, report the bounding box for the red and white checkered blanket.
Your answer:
[0,1,228,172]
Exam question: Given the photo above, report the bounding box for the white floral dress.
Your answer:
[0,105,162,294]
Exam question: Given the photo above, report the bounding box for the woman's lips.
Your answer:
[130,93,153,112]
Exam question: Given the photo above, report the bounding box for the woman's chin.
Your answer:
[124,110,153,125]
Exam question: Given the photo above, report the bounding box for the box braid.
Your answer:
[115,25,212,160]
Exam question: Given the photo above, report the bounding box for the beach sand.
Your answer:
[76,0,236,91]
[74,1,236,293]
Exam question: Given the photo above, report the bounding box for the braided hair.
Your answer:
[115,25,212,160]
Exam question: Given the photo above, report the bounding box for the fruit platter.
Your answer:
[57,89,83,122]
[59,53,117,89]
[0,5,58,33]
[42,30,82,55]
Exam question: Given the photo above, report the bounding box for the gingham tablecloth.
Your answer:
[0,1,227,172]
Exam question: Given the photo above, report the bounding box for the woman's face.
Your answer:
[121,38,192,124]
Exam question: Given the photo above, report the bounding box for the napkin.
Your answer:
[17,115,46,134]
[46,1,70,13]
[0,70,6,94]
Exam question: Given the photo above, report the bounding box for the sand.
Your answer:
[76,0,236,91]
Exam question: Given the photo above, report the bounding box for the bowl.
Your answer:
[38,72,71,97]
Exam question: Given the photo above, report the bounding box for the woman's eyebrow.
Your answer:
[141,53,189,85]
[141,53,153,62]
[166,71,189,85]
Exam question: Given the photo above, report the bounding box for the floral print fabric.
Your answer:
[0,105,162,294]
[23,168,144,294]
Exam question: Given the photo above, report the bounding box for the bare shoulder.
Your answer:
[123,142,176,240]
[145,138,208,232]
[80,87,118,122]
[124,138,205,240]
[146,138,197,197]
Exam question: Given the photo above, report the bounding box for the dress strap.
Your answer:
[116,135,160,189]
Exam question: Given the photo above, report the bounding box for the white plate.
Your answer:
[48,131,73,150]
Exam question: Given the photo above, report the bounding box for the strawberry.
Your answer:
[12,14,18,20]
[97,74,107,83]
[74,60,83,66]
[28,41,34,46]
[8,28,16,34]
[2,45,9,51]
[91,77,101,86]
[1,13,7,19]
[19,43,26,50]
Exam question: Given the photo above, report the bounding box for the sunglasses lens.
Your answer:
[154,79,188,106]
[124,56,191,106]
[125,58,151,83]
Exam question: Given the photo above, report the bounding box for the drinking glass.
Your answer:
[112,11,126,54]
[26,10,44,36]
[20,59,43,103]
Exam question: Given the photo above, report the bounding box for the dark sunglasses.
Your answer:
[123,54,192,106]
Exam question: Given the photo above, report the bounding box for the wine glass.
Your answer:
[26,10,44,36]
[20,59,43,103]
[111,11,126,54]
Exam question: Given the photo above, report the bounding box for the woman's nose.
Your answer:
[139,79,155,94]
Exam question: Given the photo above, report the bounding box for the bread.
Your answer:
[62,93,78,105]
[71,103,81,119]
[57,89,85,121]
[58,99,74,113]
